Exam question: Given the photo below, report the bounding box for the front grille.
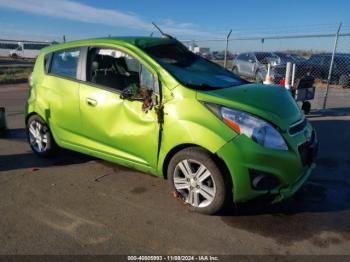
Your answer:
[289,118,307,136]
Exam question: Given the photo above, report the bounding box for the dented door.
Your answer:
[79,84,159,169]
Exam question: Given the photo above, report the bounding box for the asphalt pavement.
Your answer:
[0,84,349,256]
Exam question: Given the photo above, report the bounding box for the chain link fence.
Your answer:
[183,31,350,112]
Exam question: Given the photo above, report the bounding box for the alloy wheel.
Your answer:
[28,120,48,153]
[173,159,216,208]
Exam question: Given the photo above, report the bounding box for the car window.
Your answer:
[86,47,155,94]
[255,52,278,64]
[50,48,80,79]
[237,53,248,61]
[140,64,154,90]
[248,53,256,62]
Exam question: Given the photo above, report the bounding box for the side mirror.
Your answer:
[120,87,133,100]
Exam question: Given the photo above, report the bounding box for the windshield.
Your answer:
[274,52,297,63]
[255,52,279,63]
[138,42,246,90]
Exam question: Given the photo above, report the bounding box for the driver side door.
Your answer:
[79,46,160,171]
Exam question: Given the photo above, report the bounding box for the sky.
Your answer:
[0,0,349,52]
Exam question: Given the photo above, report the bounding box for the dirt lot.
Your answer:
[0,84,349,256]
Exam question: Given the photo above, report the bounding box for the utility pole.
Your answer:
[224,29,232,69]
[323,22,342,109]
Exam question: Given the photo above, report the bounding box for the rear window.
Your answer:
[50,48,80,79]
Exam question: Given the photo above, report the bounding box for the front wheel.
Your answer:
[26,114,57,157]
[167,147,229,215]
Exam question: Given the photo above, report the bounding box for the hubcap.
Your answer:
[173,159,216,208]
[28,120,48,153]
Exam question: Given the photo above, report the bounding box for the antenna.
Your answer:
[152,22,175,39]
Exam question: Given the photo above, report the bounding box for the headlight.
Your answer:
[205,103,288,150]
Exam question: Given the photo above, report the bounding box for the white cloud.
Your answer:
[0,0,223,38]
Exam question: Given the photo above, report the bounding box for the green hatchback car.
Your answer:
[25,37,318,214]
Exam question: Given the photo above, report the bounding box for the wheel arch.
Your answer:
[161,143,232,187]
[161,143,234,206]
[25,111,46,125]
[25,112,39,125]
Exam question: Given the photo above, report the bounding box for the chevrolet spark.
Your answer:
[25,37,318,214]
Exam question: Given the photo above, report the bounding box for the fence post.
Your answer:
[285,62,292,90]
[224,29,232,69]
[323,22,342,109]
[291,63,296,87]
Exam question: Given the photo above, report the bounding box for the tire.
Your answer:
[339,74,350,88]
[167,147,229,215]
[10,53,18,59]
[301,101,311,115]
[26,114,57,157]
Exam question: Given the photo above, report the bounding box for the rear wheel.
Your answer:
[167,147,229,215]
[26,115,57,157]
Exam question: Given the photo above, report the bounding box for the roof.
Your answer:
[42,36,176,53]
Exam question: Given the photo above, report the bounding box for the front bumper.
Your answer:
[271,163,315,203]
[216,124,318,203]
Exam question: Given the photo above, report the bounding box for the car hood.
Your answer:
[196,84,302,131]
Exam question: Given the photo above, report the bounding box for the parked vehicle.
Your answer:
[232,52,282,82]
[289,54,307,63]
[25,37,318,214]
[273,52,303,65]
[297,54,350,88]
[8,42,50,58]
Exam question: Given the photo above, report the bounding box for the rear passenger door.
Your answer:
[45,47,82,143]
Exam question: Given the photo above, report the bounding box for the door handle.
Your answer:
[86,98,97,107]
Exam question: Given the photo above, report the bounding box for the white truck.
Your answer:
[8,42,50,58]
[0,41,52,58]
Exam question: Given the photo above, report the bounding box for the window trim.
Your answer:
[82,45,159,95]
[42,44,161,97]
[46,47,83,81]
[44,52,53,74]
